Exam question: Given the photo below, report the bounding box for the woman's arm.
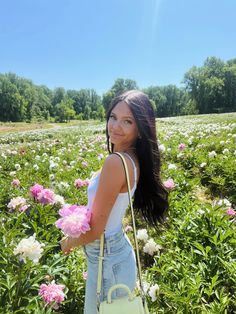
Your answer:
[61,153,125,254]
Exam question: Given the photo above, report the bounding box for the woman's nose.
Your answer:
[112,120,122,130]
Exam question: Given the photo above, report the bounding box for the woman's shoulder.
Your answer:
[102,153,124,171]
[97,154,126,191]
[103,153,139,181]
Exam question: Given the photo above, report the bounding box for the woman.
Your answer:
[61,90,169,313]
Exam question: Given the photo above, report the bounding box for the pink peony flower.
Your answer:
[81,161,88,168]
[11,179,20,187]
[19,204,30,212]
[226,208,236,216]
[37,189,55,205]
[178,143,186,151]
[74,178,90,189]
[30,184,44,199]
[163,179,175,190]
[39,281,66,310]
[124,225,133,232]
[55,205,91,238]
[97,153,104,161]
[83,271,88,280]
[7,196,28,212]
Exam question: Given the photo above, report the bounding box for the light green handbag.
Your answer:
[99,284,149,314]
[96,152,150,314]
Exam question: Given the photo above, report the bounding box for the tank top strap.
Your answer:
[123,152,137,188]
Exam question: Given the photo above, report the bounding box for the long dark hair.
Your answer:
[106,90,169,229]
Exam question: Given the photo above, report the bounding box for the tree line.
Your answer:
[0,56,235,122]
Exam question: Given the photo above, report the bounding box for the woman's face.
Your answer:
[107,101,139,150]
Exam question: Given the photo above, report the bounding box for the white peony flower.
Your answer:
[177,153,184,158]
[217,198,232,208]
[49,174,55,181]
[15,164,21,171]
[57,181,70,191]
[143,281,151,294]
[143,238,162,256]
[158,144,166,152]
[148,284,160,302]
[188,137,193,145]
[136,280,150,294]
[49,161,58,170]
[13,234,45,263]
[208,151,217,158]
[168,163,177,170]
[53,195,65,206]
[33,164,39,171]
[97,153,104,161]
[197,209,205,215]
[222,148,229,155]
[137,229,149,242]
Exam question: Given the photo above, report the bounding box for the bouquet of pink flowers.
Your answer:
[55,204,91,238]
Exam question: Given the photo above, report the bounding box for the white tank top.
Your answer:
[87,153,137,237]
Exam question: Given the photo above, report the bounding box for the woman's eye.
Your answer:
[109,115,132,125]
[124,120,132,125]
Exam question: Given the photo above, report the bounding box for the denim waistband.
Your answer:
[83,227,126,254]
[93,227,124,244]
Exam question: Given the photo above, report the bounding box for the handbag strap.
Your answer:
[96,152,146,307]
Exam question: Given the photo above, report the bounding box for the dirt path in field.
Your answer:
[0,123,61,135]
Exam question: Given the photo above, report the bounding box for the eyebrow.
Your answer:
[110,112,134,120]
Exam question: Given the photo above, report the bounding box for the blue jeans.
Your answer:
[82,228,137,314]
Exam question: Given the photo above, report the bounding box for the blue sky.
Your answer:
[0,0,235,95]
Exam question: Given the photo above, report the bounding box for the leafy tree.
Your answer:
[55,97,75,122]
[67,89,101,119]
[112,78,138,96]
[102,90,115,112]
[183,57,236,114]
[102,78,138,112]
[91,111,98,120]
[0,73,52,122]
[223,62,236,111]
[52,87,66,108]
[83,104,91,120]
[0,76,27,121]
[97,105,105,121]
[144,85,186,117]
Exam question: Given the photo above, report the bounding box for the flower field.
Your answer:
[0,113,235,313]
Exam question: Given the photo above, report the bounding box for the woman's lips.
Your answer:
[110,133,122,137]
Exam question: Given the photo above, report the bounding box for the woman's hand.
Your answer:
[60,236,76,255]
